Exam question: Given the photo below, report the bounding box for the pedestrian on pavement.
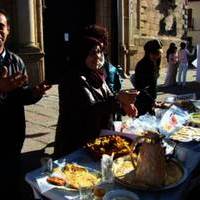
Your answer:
[164,42,178,86]
[178,41,194,86]
[0,9,51,198]
[54,36,138,158]
[134,39,163,116]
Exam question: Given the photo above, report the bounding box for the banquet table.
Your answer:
[25,139,200,200]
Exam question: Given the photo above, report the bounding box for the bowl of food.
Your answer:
[84,135,132,160]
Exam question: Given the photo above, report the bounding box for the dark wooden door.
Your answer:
[43,0,95,84]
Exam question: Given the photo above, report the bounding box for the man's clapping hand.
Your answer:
[0,66,27,92]
[33,81,52,97]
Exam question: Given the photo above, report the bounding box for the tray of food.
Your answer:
[113,155,187,191]
[46,163,101,190]
[112,132,188,191]
[84,134,132,159]
[170,125,200,142]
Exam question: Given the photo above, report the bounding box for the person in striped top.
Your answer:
[0,9,51,198]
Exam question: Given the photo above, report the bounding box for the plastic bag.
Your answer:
[120,114,159,135]
[158,105,189,137]
[131,114,159,135]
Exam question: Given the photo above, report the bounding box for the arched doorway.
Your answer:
[43,0,96,84]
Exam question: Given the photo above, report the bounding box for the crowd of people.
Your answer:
[131,40,195,116]
[0,9,138,198]
[0,7,197,199]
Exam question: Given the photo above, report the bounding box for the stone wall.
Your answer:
[130,0,186,70]
[188,1,200,45]
[0,0,45,85]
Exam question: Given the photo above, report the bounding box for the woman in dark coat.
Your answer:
[134,39,163,116]
[54,37,138,158]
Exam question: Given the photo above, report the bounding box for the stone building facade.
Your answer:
[188,0,200,45]
[0,0,187,84]
[97,0,188,74]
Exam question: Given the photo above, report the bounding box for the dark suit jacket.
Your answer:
[134,56,159,116]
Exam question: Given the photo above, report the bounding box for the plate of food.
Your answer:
[103,189,139,200]
[46,163,101,190]
[84,134,132,160]
[112,132,188,191]
[170,125,200,142]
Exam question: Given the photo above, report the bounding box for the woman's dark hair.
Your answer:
[83,24,108,50]
[71,36,103,69]
[166,42,177,61]
[180,42,186,49]
[169,42,176,49]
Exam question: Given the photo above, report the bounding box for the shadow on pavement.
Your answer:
[26,132,50,139]
[158,81,200,99]
[20,148,50,200]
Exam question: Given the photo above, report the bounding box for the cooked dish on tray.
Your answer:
[84,135,132,159]
[113,155,185,190]
[47,163,101,189]
[170,126,200,142]
[113,132,186,190]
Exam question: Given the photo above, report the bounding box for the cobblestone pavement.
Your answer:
[20,67,199,199]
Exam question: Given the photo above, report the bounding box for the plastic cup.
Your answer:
[113,121,122,132]
[40,156,53,173]
[79,187,93,200]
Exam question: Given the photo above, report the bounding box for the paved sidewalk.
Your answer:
[23,85,58,154]
[20,67,200,199]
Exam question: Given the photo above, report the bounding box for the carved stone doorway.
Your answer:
[43,0,95,84]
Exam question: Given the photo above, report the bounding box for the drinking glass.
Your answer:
[79,186,93,200]
[40,156,53,173]
[101,154,114,184]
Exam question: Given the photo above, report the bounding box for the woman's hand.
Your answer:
[33,81,52,97]
[116,89,139,117]
[121,103,138,117]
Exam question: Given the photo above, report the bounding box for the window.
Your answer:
[188,8,193,30]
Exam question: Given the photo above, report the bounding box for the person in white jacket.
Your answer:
[178,42,194,86]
